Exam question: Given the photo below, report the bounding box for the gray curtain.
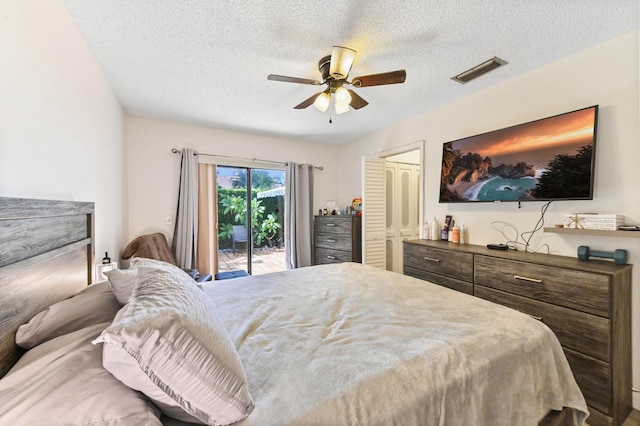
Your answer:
[285,162,314,269]
[172,148,198,269]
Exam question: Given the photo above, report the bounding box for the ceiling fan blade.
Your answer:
[348,90,368,110]
[267,74,322,85]
[293,92,323,109]
[351,70,406,87]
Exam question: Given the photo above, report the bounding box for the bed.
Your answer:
[0,197,588,425]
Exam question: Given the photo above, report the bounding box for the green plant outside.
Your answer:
[217,188,283,250]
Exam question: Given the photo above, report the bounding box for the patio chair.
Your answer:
[231,225,248,255]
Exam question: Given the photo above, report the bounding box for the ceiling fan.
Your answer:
[267,46,406,116]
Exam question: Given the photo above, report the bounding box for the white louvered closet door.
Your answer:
[362,157,386,269]
[385,163,421,272]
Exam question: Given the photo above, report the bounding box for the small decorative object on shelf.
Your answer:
[96,252,117,280]
[351,198,362,216]
[564,213,624,231]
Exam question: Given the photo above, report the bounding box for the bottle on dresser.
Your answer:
[451,226,460,243]
[429,217,440,240]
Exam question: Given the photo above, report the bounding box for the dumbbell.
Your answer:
[577,246,628,265]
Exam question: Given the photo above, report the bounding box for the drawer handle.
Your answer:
[514,275,543,284]
[327,239,337,243]
[524,312,543,322]
[326,255,336,260]
[326,223,336,227]
[423,256,441,263]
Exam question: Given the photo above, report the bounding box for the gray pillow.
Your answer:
[95,266,254,425]
[1,323,161,425]
[16,281,121,349]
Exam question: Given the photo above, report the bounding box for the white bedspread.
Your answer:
[164,262,588,426]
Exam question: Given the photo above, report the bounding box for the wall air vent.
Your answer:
[451,56,508,84]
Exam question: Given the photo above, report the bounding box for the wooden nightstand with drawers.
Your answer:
[313,216,361,265]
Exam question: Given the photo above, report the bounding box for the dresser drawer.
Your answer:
[564,348,612,416]
[314,217,352,235]
[315,232,352,251]
[475,286,610,362]
[404,244,473,282]
[475,255,610,317]
[404,266,474,295]
[314,247,353,264]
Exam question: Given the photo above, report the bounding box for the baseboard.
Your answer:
[623,409,640,425]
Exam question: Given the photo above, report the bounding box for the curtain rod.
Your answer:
[171,148,323,170]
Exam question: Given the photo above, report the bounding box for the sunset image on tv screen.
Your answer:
[439,106,597,203]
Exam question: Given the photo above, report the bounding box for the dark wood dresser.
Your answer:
[313,215,362,265]
[403,239,632,426]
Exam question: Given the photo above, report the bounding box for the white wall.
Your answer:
[338,30,640,408]
[125,116,340,247]
[0,0,127,265]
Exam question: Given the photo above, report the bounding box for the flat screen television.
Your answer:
[439,105,598,203]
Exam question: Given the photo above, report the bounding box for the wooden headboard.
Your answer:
[0,197,95,377]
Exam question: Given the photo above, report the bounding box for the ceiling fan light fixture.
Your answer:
[451,56,508,84]
[335,103,350,115]
[329,46,356,79]
[268,45,405,114]
[313,92,331,112]
[334,86,352,106]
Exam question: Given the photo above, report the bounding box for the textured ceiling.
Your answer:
[62,1,638,145]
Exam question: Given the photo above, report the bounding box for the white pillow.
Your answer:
[130,256,192,277]
[105,268,138,304]
[15,281,121,349]
[0,323,161,425]
[95,266,254,425]
[106,258,195,304]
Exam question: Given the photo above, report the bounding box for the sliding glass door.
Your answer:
[216,166,286,275]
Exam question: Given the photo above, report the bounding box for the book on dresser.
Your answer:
[313,215,362,265]
[403,239,632,426]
